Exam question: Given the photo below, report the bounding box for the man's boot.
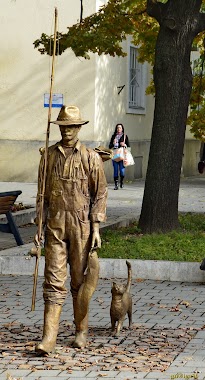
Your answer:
[120,175,124,188]
[114,177,118,190]
[35,303,62,355]
[73,313,88,349]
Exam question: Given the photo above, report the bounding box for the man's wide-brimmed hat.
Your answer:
[51,105,89,126]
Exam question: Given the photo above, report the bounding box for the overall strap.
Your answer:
[79,144,91,178]
[47,146,59,179]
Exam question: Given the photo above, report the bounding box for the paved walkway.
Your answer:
[1,276,205,379]
[1,177,205,379]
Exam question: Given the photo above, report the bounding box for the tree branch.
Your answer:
[146,0,165,24]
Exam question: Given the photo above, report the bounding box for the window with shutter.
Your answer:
[127,45,147,115]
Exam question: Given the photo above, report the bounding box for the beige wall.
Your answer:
[0,0,97,181]
[0,0,96,142]
[183,140,201,177]
[95,45,154,142]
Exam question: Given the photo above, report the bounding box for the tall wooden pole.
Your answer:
[31,7,58,311]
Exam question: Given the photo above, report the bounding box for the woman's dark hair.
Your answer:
[114,123,124,135]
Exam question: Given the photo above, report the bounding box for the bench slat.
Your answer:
[0,196,16,203]
[0,197,16,203]
[0,196,18,214]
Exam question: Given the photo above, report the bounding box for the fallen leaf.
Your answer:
[96,297,104,304]
[181,300,191,307]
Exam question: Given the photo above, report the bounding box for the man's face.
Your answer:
[59,125,81,144]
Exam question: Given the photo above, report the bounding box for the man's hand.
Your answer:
[30,245,41,258]
[91,222,101,249]
[31,230,44,257]
[34,230,44,248]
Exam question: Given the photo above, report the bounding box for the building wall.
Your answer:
[94,39,156,182]
[0,0,96,182]
[183,139,201,177]
[0,0,201,183]
[94,41,155,141]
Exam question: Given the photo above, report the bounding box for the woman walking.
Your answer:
[109,123,130,190]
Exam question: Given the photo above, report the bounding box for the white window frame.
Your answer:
[127,42,147,115]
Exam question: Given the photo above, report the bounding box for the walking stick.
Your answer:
[31,7,58,311]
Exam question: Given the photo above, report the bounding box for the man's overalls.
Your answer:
[35,141,107,352]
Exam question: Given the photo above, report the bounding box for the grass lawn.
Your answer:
[99,213,205,262]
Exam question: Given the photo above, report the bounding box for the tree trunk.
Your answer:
[139,0,202,233]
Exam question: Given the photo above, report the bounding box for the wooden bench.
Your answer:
[0,190,24,246]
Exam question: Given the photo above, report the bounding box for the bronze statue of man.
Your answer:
[34,105,107,354]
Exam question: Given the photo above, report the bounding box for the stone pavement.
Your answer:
[1,177,205,379]
[1,276,205,380]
